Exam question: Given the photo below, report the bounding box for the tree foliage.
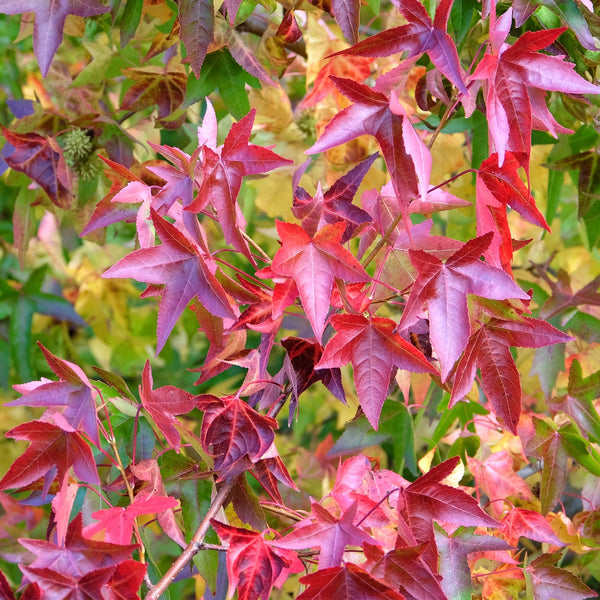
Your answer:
[1,0,600,598]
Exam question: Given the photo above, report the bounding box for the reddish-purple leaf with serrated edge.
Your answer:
[10,343,100,445]
[20,514,137,576]
[471,9,600,167]
[196,394,278,481]
[293,153,376,242]
[331,0,360,44]
[103,209,235,355]
[331,0,466,93]
[526,552,595,600]
[0,419,99,495]
[434,524,513,600]
[271,221,369,342]
[226,29,274,85]
[451,316,571,432]
[83,495,178,545]
[211,520,303,600]
[500,508,564,547]
[0,0,108,77]
[399,232,529,382]
[129,459,185,547]
[186,109,292,262]
[297,563,406,600]
[306,77,419,205]
[2,128,71,208]
[139,360,196,452]
[317,313,436,429]
[179,0,214,77]
[271,501,374,569]
[363,542,445,600]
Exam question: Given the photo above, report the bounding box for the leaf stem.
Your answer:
[362,212,404,269]
[145,480,234,600]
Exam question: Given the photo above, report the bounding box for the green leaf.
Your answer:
[92,366,137,402]
[530,342,566,397]
[120,0,144,48]
[449,0,476,47]
[10,295,33,382]
[187,50,260,119]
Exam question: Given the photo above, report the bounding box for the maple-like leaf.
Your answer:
[83,495,178,545]
[9,343,100,445]
[500,508,564,547]
[363,542,445,600]
[0,0,108,77]
[450,316,571,432]
[19,514,137,577]
[271,501,374,569]
[305,77,419,204]
[471,8,600,166]
[103,209,235,354]
[196,394,279,481]
[292,154,376,241]
[271,221,370,341]
[317,313,436,429]
[332,0,467,94]
[297,563,406,600]
[121,63,188,128]
[476,152,550,272]
[434,524,513,600]
[526,552,595,600]
[2,128,71,208]
[0,419,99,496]
[399,233,530,381]
[186,109,292,262]
[211,521,303,600]
[139,361,196,452]
[537,268,600,320]
[179,0,214,77]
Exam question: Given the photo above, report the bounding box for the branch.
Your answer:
[145,480,234,599]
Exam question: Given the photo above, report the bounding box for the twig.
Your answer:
[145,480,234,600]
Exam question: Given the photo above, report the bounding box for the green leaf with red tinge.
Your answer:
[179,0,215,77]
[526,553,596,600]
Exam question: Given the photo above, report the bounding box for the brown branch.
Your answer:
[145,480,234,600]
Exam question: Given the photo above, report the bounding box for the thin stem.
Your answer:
[240,230,272,263]
[145,480,234,600]
[362,212,404,269]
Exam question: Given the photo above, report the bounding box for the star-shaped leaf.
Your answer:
[271,221,369,341]
[103,210,235,354]
[317,313,436,429]
[0,0,108,76]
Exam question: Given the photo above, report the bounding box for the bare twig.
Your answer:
[145,480,234,599]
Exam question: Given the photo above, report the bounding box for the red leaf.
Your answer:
[332,0,466,93]
[500,508,564,547]
[196,394,279,481]
[270,501,374,569]
[400,233,529,381]
[0,0,108,76]
[297,563,406,600]
[526,553,595,600]
[271,221,369,341]
[363,542,445,600]
[317,313,436,429]
[2,128,71,208]
[10,344,100,445]
[83,495,178,545]
[139,361,196,452]
[471,9,599,166]
[211,521,303,600]
[0,419,99,495]
[306,78,419,204]
[331,0,360,44]
[186,110,292,262]
[18,514,137,576]
[103,210,235,354]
